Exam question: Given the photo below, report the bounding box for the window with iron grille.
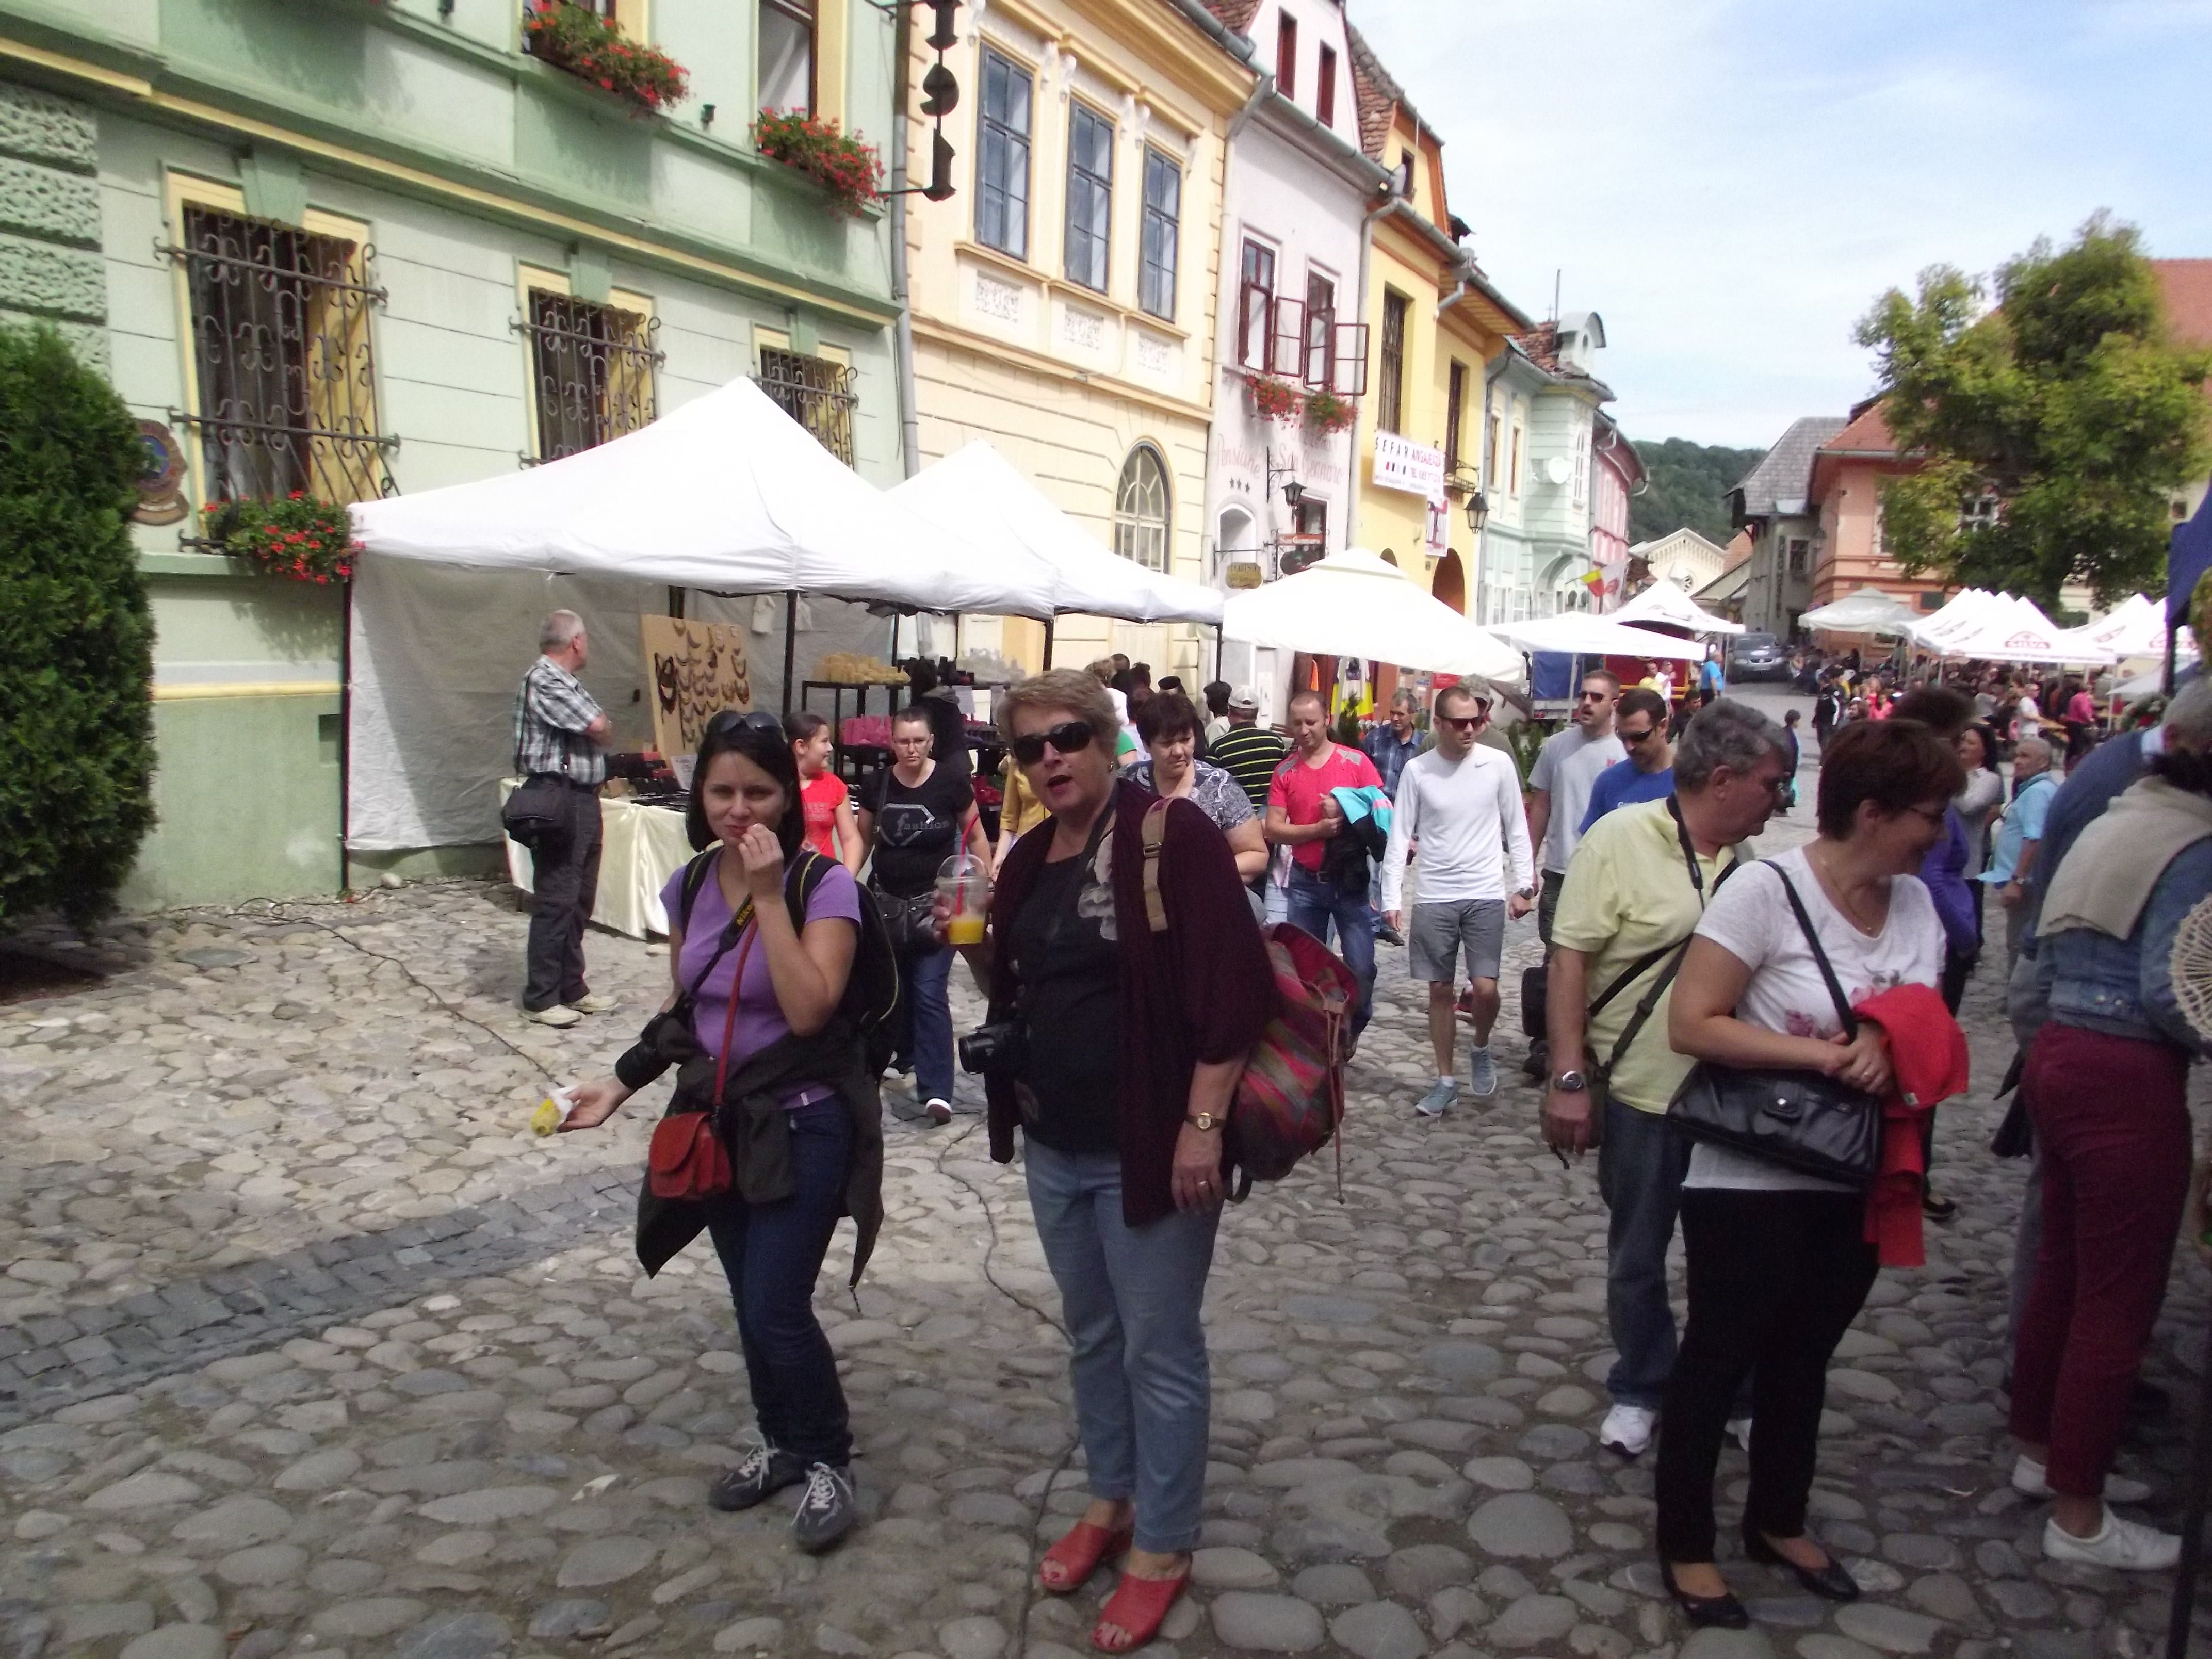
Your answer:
[1065,103,1113,292]
[757,347,858,465]
[167,205,396,505]
[1238,238,1275,369]
[1444,360,1467,475]
[518,290,661,462]
[1377,289,1408,434]
[1113,443,1171,571]
[977,47,1032,258]
[1139,149,1180,321]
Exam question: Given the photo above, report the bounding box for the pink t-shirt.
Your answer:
[799,772,848,861]
[1267,744,1384,871]
[2065,691,2096,725]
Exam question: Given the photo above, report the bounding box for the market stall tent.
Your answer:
[1922,596,2115,665]
[1222,548,1524,682]
[2055,593,2193,663]
[1487,612,1710,661]
[1609,581,1745,636]
[887,441,1223,625]
[1799,588,1920,635]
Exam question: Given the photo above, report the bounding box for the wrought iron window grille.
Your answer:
[159,209,400,509]
[514,292,663,465]
[754,348,858,466]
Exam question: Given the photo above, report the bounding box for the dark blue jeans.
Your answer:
[1285,866,1376,1035]
[1598,1092,1693,1410]
[701,1099,854,1467]
[898,942,955,1104]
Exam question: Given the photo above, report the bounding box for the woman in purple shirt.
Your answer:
[562,712,868,1553]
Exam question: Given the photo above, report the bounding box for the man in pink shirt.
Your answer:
[1266,689,1384,1036]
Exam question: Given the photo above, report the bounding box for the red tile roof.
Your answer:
[1722,530,1753,572]
[1199,0,1263,35]
[1343,23,1403,163]
[1515,320,1562,375]
[1819,403,1897,456]
[2154,259,2212,348]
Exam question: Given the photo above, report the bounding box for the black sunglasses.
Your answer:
[1438,713,1485,731]
[1620,724,1658,745]
[1010,721,1097,766]
[705,709,784,738]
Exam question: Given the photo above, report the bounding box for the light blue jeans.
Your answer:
[1023,1139,1221,1554]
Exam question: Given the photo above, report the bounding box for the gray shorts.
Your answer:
[1408,898,1507,984]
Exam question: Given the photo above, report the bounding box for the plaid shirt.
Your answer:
[513,657,606,785]
[1363,724,1422,800]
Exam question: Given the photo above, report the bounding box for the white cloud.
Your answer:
[1354,0,2212,447]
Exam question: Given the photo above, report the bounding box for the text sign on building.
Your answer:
[1372,432,1445,499]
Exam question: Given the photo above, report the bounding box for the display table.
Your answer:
[499,780,694,938]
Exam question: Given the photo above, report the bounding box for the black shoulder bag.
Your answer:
[1665,864,1884,1188]
[501,676,568,850]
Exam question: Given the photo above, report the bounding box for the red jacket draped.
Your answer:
[1853,982,1971,1267]
[985,784,1276,1226]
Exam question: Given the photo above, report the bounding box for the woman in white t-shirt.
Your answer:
[1649,718,1963,1630]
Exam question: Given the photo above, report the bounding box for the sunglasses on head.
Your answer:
[1010,721,1096,766]
[705,709,784,739]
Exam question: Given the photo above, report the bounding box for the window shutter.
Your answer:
[1332,322,1369,396]
[1268,296,1306,378]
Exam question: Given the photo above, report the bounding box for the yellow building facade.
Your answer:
[900,0,1254,681]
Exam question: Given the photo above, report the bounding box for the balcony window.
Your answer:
[519,289,661,462]
[1064,103,1113,292]
[1113,443,1170,571]
[759,0,815,114]
[1139,149,1180,321]
[168,205,395,504]
[976,47,1032,258]
[756,346,857,465]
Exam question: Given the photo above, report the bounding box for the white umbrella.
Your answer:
[1800,588,1920,634]
[1223,548,1525,683]
[1488,612,1710,662]
[1610,581,1745,636]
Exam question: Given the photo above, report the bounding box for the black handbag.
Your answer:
[1665,865,1883,1189]
[871,884,938,956]
[502,774,567,850]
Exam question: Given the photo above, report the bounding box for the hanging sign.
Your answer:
[1372,432,1445,498]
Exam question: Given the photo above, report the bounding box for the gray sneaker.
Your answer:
[1467,1048,1499,1098]
[792,1461,858,1552]
[709,1440,805,1511]
[1414,1078,1457,1118]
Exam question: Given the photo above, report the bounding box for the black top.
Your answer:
[1006,844,1121,1155]
[860,762,974,897]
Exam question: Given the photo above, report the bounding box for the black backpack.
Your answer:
[674,849,901,1073]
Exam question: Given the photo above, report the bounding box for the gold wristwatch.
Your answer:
[1185,1112,1223,1132]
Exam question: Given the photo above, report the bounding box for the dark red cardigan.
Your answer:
[984,783,1276,1225]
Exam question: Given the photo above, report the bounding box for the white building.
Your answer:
[1201,0,1388,718]
[1630,527,1731,595]
[1476,314,1617,622]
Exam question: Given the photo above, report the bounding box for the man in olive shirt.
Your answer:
[1539,700,1789,1459]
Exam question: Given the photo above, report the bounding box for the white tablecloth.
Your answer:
[499,782,694,938]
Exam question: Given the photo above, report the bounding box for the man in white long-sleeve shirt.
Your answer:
[1380,681,1536,1115]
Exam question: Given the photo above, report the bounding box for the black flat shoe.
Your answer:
[1657,1559,1749,1629]
[1742,1528,1860,1602]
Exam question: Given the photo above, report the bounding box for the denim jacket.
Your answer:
[2038,836,2212,1055]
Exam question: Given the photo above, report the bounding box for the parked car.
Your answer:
[1727,631,1791,682]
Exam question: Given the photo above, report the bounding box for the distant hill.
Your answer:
[1628,438,1767,547]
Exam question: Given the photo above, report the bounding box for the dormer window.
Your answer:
[1392,153,1413,197]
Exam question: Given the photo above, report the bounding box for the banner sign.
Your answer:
[1372,431,1445,499]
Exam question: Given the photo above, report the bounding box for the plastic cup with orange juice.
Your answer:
[937,853,989,946]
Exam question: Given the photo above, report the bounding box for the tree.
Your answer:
[1628,438,1766,546]
[1853,214,2211,609]
[0,324,156,929]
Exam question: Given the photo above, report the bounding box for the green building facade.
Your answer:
[0,0,900,908]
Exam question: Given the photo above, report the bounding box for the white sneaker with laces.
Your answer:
[2042,1507,2180,1571]
[2010,1453,2152,1505]
[525,1004,582,1028]
[1600,1402,1656,1458]
[1726,1416,1753,1452]
[566,993,617,1014]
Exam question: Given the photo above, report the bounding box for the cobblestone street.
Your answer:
[3,762,2209,1659]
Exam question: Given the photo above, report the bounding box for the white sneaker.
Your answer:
[566,993,617,1014]
[1727,1416,1753,1452]
[526,1004,582,1028]
[2042,1507,2180,1571]
[1600,1402,1656,1458]
[2011,1453,2152,1505]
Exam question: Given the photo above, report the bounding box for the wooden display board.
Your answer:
[641,615,753,762]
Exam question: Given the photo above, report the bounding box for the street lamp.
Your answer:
[1282,478,1305,511]
[1464,490,1490,533]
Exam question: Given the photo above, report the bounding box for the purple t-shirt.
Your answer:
[659,855,864,1085]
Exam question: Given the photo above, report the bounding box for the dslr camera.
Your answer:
[957,1020,1027,1077]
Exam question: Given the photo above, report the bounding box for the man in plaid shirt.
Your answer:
[515,609,614,1027]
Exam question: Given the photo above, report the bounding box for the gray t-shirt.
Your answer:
[1529,725,1627,874]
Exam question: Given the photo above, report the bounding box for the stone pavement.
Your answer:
[3,809,2209,1659]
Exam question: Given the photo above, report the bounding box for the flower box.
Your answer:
[1303,388,1358,436]
[752,111,884,217]
[524,1,689,116]
[1248,375,1305,424]
[204,494,359,585]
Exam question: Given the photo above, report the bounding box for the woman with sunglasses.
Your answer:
[954,670,1273,1654]
[558,710,876,1553]
[1653,717,1962,1628]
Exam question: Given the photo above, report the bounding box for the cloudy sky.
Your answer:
[1354,0,2212,453]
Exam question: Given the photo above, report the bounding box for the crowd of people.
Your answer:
[503,607,2206,1640]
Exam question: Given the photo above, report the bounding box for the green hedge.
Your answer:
[0,324,155,929]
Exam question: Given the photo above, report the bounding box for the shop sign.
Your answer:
[1372,431,1444,499]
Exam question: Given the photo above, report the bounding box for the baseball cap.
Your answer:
[1227,684,1259,710]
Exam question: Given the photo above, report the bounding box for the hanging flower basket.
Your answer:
[752,111,884,217]
[1303,388,1358,436]
[204,493,359,585]
[1248,375,1305,424]
[524,0,689,116]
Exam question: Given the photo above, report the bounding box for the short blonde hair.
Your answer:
[997,669,1119,747]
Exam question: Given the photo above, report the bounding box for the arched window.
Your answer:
[1113,444,1171,572]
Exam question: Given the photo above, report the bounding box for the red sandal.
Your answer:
[1037,1521,1133,1594]
[1091,1566,1189,1653]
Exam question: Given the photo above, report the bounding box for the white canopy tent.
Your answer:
[1922,596,2115,665]
[1906,588,2007,652]
[1608,581,1745,636]
[1486,612,1710,662]
[344,380,1067,851]
[1222,548,1525,684]
[1800,587,1920,635]
[887,441,1223,627]
[2055,593,2194,663]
